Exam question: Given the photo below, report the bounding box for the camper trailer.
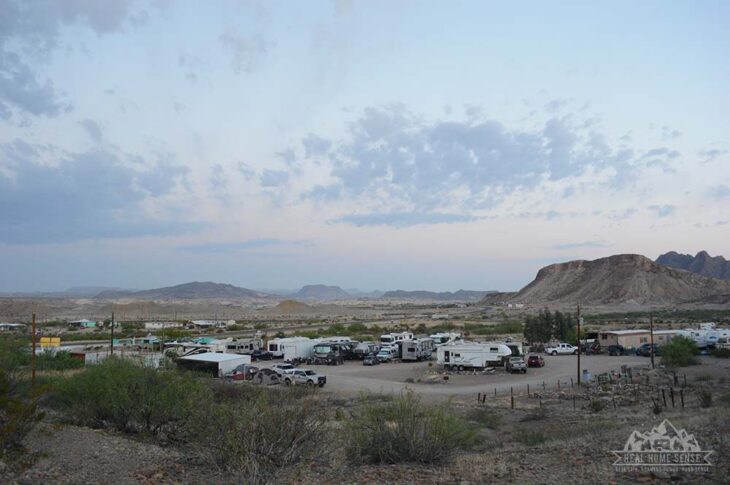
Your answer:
[401,338,435,361]
[436,343,512,370]
[353,341,380,359]
[429,332,463,347]
[311,339,357,365]
[267,337,314,358]
[380,332,414,347]
[281,338,319,362]
[226,337,264,355]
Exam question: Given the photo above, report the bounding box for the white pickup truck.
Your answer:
[281,368,327,387]
[545,343,578,355]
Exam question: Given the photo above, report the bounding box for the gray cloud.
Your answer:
[302,106,669,213]
[259,169,289,187]
[0,0,135,118]
[550,240,611,250]
[79,118,102,143]
[699,148,728,164]
[218,27,271,74]
[177,238,309,254]
[0,139,191,243]
[332,212,477,228]
[648,204,676,218]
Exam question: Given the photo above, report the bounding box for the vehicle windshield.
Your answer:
[510,357,523,362]
[314,345,332,353]
[304,370,316,376]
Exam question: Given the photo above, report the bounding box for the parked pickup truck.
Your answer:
[545,343,578,355]
[281,368,327,387]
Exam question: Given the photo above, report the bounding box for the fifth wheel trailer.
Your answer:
[436,343,512,370]
[401,338,435,361]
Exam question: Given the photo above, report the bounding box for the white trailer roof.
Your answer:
[179,353,247,363]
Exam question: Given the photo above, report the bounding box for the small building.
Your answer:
[0,323,26,332]
[69,319,97,328]
[177,352,251,377]
[191,319,235,329]
[431,313,449,320]
[144,321,183,331]
[598,330,650,349]
[652,330,678,346]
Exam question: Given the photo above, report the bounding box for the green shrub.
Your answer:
[192,387,329,483]
[347,390,476,465]
[347,323,368,334]
[0,338,44,462]
[35,351,84,371]
[661,336,699,367]
[53,357,209,435]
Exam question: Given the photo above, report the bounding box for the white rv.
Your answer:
[380,332,414,347]
[429,332,463,347]
[226,337,264,354]
[401,338,435,361]
[436,343,512,370]
[267,337,313,358]
[282,338,320,362]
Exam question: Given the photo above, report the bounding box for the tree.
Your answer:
[661,336,699,367]
[523,315,552,343]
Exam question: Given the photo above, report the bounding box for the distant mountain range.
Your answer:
[95,282,268,300]
[656,250,730,280]
[382,290,494,301]
[291,284,352,301]
[482,254,730,306]
[0,286,134,298]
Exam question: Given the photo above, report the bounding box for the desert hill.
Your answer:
[483,254,730,306]
[656,251,730,281]
[95,281,268,300]
[292,284,351,301]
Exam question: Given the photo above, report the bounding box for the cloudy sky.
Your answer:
[1,0,729,292]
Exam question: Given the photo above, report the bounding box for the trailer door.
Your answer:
[444,350,450,363]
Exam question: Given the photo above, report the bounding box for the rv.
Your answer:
[380,332,414,347]
[311,340,356,365]
[429,332,463,347]
[401,338,435,361]
[436,343,512,370]
[281,339,320,362]
[353,341,380,359]
[267,337,314,358]
[226,337,264,355]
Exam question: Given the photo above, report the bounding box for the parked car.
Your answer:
[608,345,628,356]
[249,349,273,361]
[505,356,527,373]
[376,346,399,362]
[545,343,578,355]
[272,362,295,376]
[363,353,380,366]
[224,364,258,381]
[527,354,545,367]
[636,343,661,357]
[281,368,327,387]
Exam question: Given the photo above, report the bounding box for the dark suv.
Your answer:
[527,354,545,367]
[636,343,660,357]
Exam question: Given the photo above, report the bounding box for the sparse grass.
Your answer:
[695,374,713,382]
[698,390,713,408]
[467,407,502,429]
[513,428,547,446]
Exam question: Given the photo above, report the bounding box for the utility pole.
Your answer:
[576,303,581,385]
[31,313,37,386]
[650,312,655,369]
[110,311,115,356]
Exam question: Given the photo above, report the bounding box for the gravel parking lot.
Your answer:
[258,353,652,400]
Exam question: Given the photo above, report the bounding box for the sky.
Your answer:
[0,0,729,293]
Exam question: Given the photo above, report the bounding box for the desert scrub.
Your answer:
[347,390,477,465]
[661,336,699,367]
[191,387,330,483]
[52,357,209,436]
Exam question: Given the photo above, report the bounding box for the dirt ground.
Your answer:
[257,354,651,400]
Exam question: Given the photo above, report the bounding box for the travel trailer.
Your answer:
[429,332,463,347]
[226,337,264,354]
[436,343,512,370]
[267,337,314,358]
[401,338,435,361]
[380,332,414,347]
[353,341,380,359]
